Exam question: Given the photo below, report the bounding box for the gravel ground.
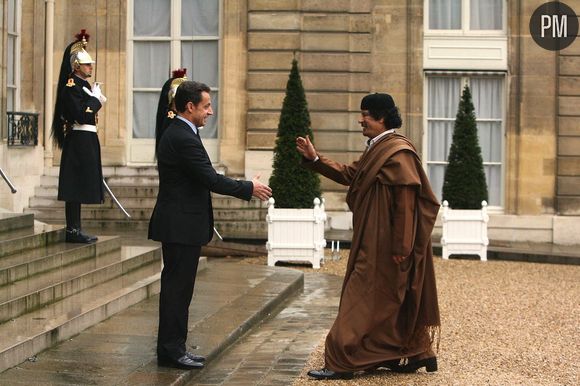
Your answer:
[241,251,580,385]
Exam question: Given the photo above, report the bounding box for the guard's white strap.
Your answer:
[72,124,97,133]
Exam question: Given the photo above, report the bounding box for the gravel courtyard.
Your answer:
[266,252,580,385]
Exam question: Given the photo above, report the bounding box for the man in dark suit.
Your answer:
[149,81,272,370]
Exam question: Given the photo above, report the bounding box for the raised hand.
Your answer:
[296,135,317,161]
[251,174,272,201]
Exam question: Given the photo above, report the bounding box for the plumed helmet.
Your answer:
[168,68,188,105]
[155,68,188,157]
[70,29,95,67]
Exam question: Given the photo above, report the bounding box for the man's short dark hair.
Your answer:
[360,93,402,129]
[174,81,211,113]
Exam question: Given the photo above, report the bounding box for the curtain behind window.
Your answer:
[430,0,461,29]
[470,0,502,30]
[471,78,502,205]
[427,77,461,200]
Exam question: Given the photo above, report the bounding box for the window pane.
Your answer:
[133,92,159,138]
[429,0,461,29]
[484,165,501,206]
[428,120,454,162]
[476,121,502,163]
[7,90,14,112]
[428,77,460,118]
[200,92,218,139]
[471,78,502,119]
[182,0,219,36]
[471,0,503,30]
[133,42,170,87]
[181,41,219,87]
[8,0,16,33]
[7,37,15,86]
[428,164,446,201]
[134,0,170,36]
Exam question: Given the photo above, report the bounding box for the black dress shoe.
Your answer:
[399,356,438,373]
[307,368,353,380]
[186,352,205,362]
[157,355,204,370]
[65,228,94,244]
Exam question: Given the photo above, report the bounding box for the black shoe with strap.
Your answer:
[307,368,354,380]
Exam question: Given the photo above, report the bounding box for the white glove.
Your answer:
[92,83,107,104]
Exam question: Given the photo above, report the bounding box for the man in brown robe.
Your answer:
[297,93,441,380]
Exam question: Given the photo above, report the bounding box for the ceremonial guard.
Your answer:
[51,30,107,243]
[155,68,187,156]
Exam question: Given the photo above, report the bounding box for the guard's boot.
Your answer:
[65,228,94,243]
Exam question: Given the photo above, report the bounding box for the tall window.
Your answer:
[7,0,20,113]
[426,75,504,207]
[131,0,219,140]
[428,0,504,31]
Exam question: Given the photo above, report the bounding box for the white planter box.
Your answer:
[441,200,489,261]
[266,197,327,269]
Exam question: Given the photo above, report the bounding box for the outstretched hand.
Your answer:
[296,135,317,161]
[251,175,272,201]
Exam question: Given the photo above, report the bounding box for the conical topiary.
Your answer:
[269,59,321,208]
[442,85,488,209]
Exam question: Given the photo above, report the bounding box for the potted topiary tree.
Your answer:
[440,85,489,261]
[266,58,326,268]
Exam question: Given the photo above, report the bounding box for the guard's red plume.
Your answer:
[75,29,90,43]
[172,68,187,78]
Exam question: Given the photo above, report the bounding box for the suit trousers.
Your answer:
[157,242,201,359]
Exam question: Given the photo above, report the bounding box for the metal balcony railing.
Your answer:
[7,111,39,147]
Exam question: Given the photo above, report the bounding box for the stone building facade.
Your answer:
[0,0,578,243]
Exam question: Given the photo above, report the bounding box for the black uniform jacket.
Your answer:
[57,75,104,204]
[148,118,253,246]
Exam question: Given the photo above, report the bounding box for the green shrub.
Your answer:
[269,59,321,208]
[442,85,488,209]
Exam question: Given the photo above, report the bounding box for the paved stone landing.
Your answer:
[0,260,303,386]
[189,272,342,386]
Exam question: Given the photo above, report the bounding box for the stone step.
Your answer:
[0,245,161,373]
[0,242,130,323]
[0,224,64,259]
[0,213,34,234]
[28,196,159,209]
[0,235,121,279]
[105,176,159,186]
[27,206,267,222]
[0,261,303,384]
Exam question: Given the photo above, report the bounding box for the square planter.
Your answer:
[441,200,489,261]
[266,197,327,269]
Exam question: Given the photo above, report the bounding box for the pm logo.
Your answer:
[530,2,578,50]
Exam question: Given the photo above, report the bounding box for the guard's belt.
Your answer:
[72,124,97,133]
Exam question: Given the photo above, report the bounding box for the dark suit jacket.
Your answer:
[148,118,253,245]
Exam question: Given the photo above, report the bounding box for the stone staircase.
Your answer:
[0,211,161,372]
[25,167,268,240]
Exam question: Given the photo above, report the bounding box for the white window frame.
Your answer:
[422,73,506,211]
[424,0,507,37]
[126,0,222,165]
[7,0,21,113]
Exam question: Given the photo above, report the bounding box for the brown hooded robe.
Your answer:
[305,133,441,372]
